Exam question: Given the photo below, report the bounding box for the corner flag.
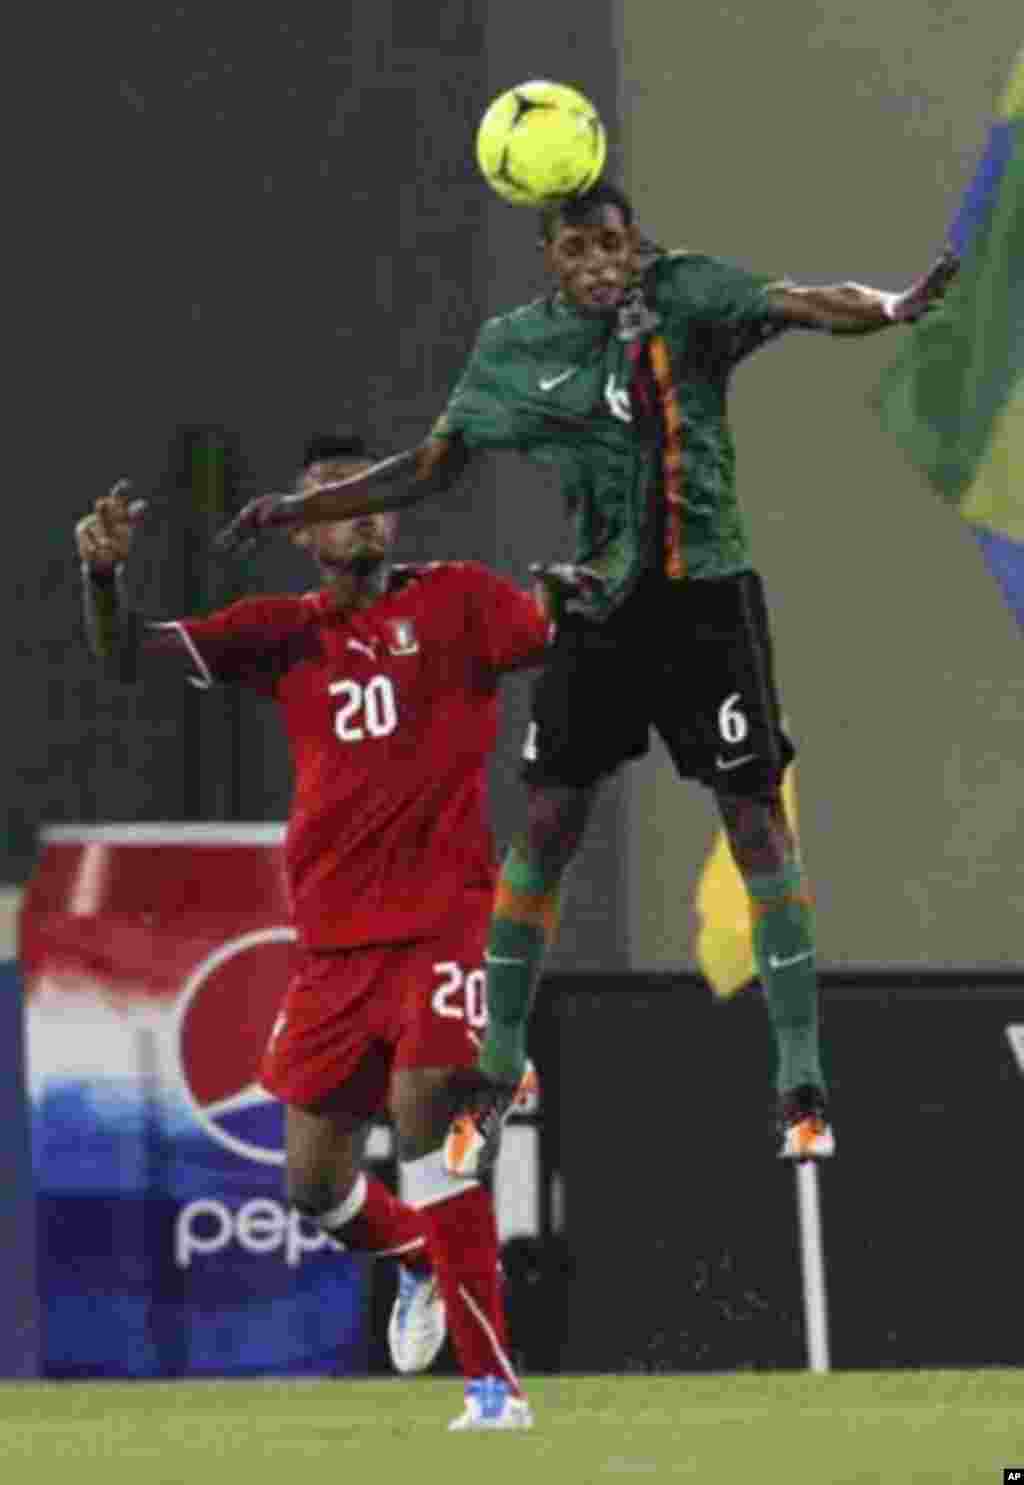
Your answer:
[877,48,1024,627]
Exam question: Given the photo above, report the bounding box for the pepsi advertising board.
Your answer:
[20,825,368,1378]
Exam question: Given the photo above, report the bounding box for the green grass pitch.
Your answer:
[1,1371,1022,1484]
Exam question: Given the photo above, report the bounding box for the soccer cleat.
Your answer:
[778,1084,836,1160]
[448,1377,534,1432]
[388,1266,446,1374]
[444,1061,539,1180]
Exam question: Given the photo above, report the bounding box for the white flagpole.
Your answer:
[794,1160,831,1372]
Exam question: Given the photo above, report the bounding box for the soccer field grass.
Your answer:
[1,1370,1021,1484]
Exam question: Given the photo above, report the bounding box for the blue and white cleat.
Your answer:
[448,1376,534,1432]
[388,1266,446,1374]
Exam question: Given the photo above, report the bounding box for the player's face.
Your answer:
[290,459,398,576]
[544,205,639,315]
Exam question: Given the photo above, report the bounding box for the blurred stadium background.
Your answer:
[3,0,1023,1468]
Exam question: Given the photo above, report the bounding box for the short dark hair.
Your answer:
[300,431,380,469]
[539,180,634,241]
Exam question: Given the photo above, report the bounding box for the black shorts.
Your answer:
[522,569,795,794]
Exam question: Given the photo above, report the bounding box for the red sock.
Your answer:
[425,1184,521,1394]
[322,1173,431,1275]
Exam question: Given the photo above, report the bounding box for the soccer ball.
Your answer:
[475,80,607,206]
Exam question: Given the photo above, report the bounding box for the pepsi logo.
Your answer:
[174,927,297,1165]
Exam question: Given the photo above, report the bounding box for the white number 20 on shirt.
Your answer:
[329,676,399,742]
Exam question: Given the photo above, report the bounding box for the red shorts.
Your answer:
[259,896,490,1118]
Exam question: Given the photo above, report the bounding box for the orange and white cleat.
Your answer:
[444,1061,540,1180]
[778,1084,836,1161]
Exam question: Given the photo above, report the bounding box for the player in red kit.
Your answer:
[75,433,549,1431]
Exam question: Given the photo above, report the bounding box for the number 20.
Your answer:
[329,676,398,742]
[432,962,487,1029]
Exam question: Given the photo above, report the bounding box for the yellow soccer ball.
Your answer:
[475,80,607,206]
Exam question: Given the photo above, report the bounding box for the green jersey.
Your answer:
[435,251,790,618]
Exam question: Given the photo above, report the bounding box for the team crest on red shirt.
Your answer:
[388,618,419,656]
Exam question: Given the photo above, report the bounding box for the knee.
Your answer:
[525,785,594,876]
[717,789,791,875]
[283,1104,366,1221]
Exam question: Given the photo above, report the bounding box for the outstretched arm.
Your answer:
[765,249,959,335]
[214,435,472,554]
[78,486,292,689]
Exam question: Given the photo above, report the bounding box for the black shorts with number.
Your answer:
[522,569,795,794]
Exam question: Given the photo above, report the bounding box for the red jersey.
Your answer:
[153,562,548,948]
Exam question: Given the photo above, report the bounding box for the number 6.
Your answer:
[718,692,748,745]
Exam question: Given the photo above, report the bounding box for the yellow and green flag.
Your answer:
[878,47,1024,624]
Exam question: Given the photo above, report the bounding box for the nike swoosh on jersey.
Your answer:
[538,368,578,392]
[715,753,757,771]
[484,952,528,966]
[768,950,814,971]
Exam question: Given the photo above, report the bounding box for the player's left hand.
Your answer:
[888,249,960,324]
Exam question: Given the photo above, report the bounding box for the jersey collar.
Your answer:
[549,280,661,341]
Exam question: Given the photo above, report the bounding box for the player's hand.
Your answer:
[212,494,289,555]
[888,249,960,324]
[530,561,606,623]
[75,479,147,575]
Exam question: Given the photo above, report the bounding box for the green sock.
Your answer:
[478,847,561,1085]
[746,863,825,1097]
